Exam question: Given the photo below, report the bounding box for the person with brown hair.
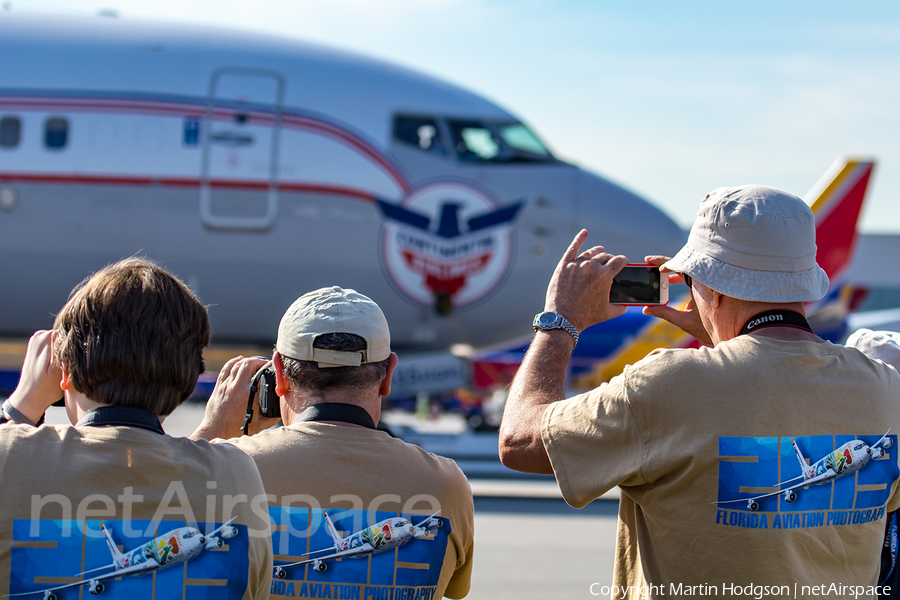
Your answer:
[0,257,272,599]
[192,286,474,599]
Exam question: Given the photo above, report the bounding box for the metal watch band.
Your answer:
[533,312,579,346]
[555,318,579,346]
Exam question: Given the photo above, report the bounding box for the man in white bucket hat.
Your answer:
[500,186,900,594]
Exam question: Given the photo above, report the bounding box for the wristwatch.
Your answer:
[1,399,34,425]
[532,311,579,346]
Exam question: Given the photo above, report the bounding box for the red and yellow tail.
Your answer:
[805,158,874,284]
[572,158,875,390]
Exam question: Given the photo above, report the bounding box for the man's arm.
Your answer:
[498,329,575,473]
[191,356,277,441]
[3,330,63,426]
[499,230,627,473]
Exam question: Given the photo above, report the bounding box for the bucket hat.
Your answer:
[664,185,829,302]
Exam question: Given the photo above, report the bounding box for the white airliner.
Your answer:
[6,519,238,599]
[715,431,893,512]
[273,510,442,579]
[0,13,685,354]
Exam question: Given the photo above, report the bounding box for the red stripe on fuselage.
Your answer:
[0,93,410,192]
[0,172,377,202]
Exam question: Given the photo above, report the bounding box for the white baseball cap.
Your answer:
[846,328,900,370]
[276,286,391,368]
[664,185,829,303]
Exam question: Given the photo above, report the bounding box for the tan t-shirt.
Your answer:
[543,336,900,598]
[0,423,272,599]
[229,421,474,599]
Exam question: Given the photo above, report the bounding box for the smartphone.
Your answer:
[609,264,668,305]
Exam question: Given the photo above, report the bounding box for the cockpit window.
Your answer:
[393,116,446,156]
[394,114,557,164]
[498,123,551,157]
[448,120,501,161]
[447,119,555,163]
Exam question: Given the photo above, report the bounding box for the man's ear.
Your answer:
[378,353,398,398]
[60,363,72,391]
[273,352,291,397]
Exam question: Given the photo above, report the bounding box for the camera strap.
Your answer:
[76,406,164,434]
[295,403,376,430]
[739,309,813,337]
[241,368,266,436]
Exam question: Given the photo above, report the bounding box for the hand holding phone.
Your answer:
[609,264,669,305]
[640,255,713,345]
[544,231,628,331]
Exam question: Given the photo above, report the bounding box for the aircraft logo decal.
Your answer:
[378,181,522,312]
[269,508,448,599]
[713,433,899,530]
[6,519,245,599]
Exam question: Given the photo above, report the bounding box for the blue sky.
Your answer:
[8,0,900,231]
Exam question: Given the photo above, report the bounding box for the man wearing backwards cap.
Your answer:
[192,287,474,600]
[500,186,900,594]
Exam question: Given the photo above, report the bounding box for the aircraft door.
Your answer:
[201,68,284,229]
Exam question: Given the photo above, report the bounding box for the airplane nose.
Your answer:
[574,170,686,260]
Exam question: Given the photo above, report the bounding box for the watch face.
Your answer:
[537,312,560,328]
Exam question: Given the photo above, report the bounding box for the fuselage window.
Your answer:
[44,117,69,149]
[0,116,21,148]
[393,116,446,156]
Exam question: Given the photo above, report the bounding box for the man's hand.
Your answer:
[641,255,713,346]
[544,230,628,332]
[5,330,63,425]
[190,356,279,441]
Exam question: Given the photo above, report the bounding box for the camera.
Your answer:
[254,367,281,419]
